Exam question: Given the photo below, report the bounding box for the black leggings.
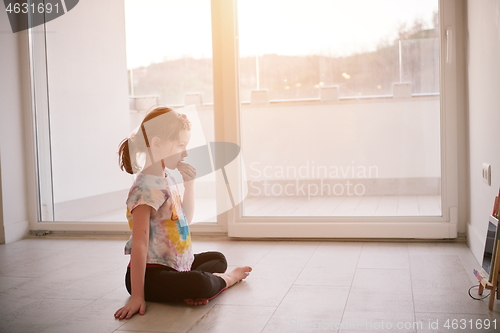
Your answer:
[125,251,228,302]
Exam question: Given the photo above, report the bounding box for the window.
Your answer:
[238,0,442,218]
[29,0,461,238]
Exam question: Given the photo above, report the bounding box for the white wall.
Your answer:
[44,0,132,208]
[466,0,500,262]
[0,12,31,243]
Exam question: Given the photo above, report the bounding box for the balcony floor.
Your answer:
[243,195,441,217]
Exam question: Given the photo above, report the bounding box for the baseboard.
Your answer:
[2,219,29,244]
[466,222,485,264]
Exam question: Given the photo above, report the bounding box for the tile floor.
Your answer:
[0,237,499,333]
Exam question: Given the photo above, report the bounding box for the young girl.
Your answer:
[114,106,252,320]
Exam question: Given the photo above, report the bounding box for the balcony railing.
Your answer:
[57,92,441,222]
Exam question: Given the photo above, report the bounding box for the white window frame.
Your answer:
[218,0,463,238]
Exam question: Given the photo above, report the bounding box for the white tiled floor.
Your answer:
[1,237,498,333]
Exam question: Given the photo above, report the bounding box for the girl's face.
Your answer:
[160,129,191,170]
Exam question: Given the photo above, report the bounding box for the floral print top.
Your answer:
[124,171,193,271]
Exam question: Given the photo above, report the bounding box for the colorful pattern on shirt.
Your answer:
[124,171,193,271]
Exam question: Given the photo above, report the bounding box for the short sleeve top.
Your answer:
[124,171,193,271]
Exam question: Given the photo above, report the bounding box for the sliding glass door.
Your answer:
[31,0,221,232]
[225,0,460,238]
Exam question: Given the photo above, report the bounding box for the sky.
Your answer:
[124,0,438,69]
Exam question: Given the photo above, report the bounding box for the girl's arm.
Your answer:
[182,180,195,224]
[177,161,196,224]
[114,204,151,320]
[129,204,151,300]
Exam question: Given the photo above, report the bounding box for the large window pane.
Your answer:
[239,0,441,217]
[125,0,216,223]
[39,0,216,223]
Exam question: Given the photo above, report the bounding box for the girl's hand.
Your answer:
[114,297,147,320]
[177,161,196,183]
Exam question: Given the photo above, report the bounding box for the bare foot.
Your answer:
[213,266,252,288]
[183,266,252,306]
[184,298,209,306]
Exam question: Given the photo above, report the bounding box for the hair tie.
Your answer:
[177,113,191,130]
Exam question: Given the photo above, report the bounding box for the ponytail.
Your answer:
[118,138,134,174]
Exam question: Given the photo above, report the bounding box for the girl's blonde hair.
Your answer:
[118,106,191,174]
